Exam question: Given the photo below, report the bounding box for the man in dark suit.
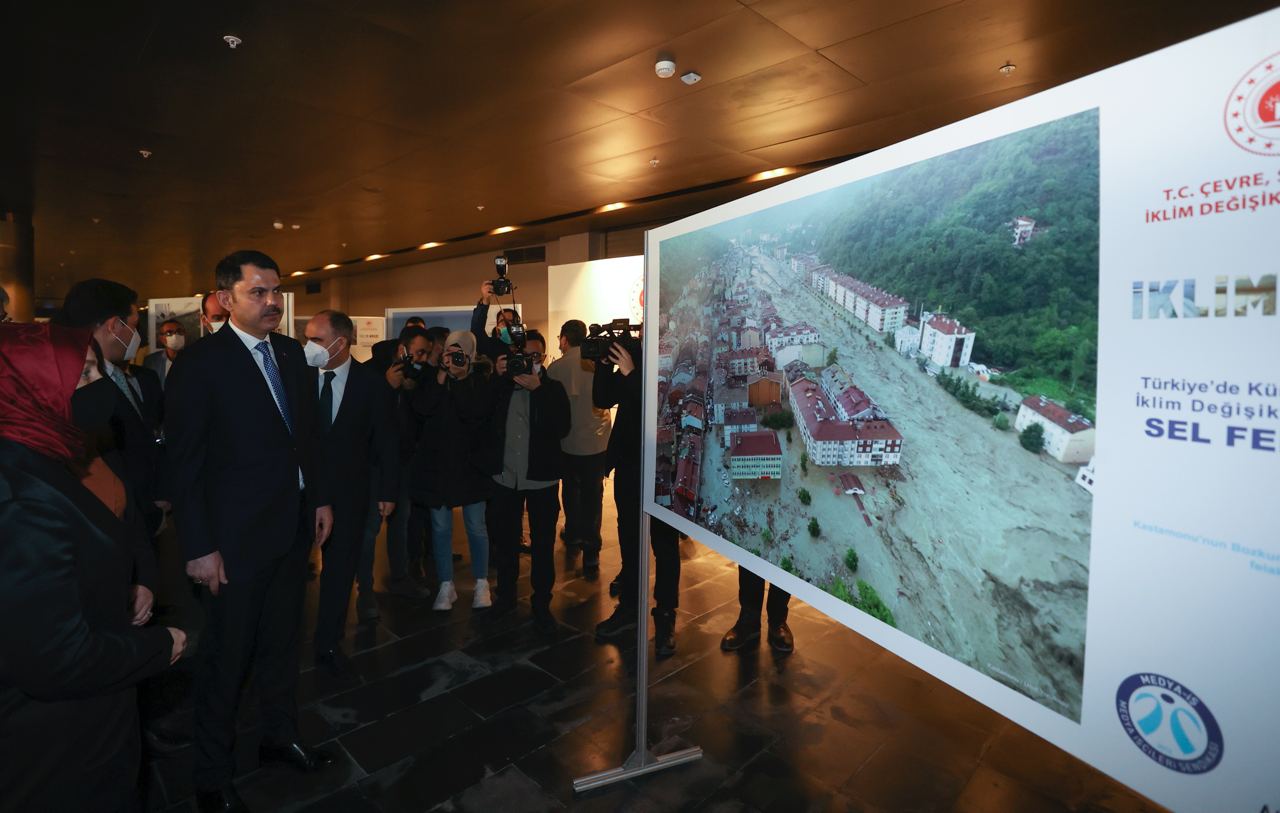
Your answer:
[53,279,165,567]
[144,318,186,388]
[304,310,397,677]
[166,250,335,813]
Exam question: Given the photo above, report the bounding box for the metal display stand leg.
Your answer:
[573,512,703,793]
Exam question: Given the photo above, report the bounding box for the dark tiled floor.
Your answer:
[144,492,1166,812]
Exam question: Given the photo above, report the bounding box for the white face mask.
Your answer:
[207,319,226,334]
[163,334,185,351]
[112,320,141,361]
[532,362,543,375]
[304,337,341,368]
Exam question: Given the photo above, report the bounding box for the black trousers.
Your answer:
[314,496,371,653]
[560,451,606,550]
[193,505,310,791]
[614,463,680,612]
[489,482,560,610]
[737,566,791,625]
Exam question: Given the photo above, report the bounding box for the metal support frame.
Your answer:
[574,314,703,792]
[573,514,704,793]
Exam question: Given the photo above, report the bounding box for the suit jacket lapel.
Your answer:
[271,333,301,434]
[220,326,291,438]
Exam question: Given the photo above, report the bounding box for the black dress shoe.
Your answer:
[595,605,637,642]
[720,623,761,652]
[767,622,795,653]
[653,609,677,660]
[258,741,336,773]
[195,784,248,813]
[314,648,358,680]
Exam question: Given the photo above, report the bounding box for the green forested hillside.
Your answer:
[804,109,1100,400]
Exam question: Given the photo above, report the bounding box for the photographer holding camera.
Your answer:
[409,330,493,612]
[591,328,681,659]
[486,329,570,635]
[355,325,437,614]
[473,259,523,365]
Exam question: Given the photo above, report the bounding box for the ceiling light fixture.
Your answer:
[323,263,340,270]
[418,241,442,250]
[476,204,486,211]
[138,149,152,159]
[290,271,306,277]
[751,167,795,182]
[655,59,677,79]
[365,253,385,261]
[649,156,660,168]
[490,226,517,235]
[223,35,243,49]
[680,71,701,85]
[290,224,300,230]
[599,202,628,212]
[273,220,284,230]
[999,61,1016,76]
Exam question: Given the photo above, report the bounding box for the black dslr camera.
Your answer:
[581,319,641,366]
[488,256,512,297]
[442,349,468,368]
[396,351,426,379]
[501,311,536,377]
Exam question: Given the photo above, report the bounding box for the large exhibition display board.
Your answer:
[644,11,1278,813]
[547,256,645,348]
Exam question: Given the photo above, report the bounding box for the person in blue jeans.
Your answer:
[410,330,494,611]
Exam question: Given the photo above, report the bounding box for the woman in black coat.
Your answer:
[0,323,183,812]
[410,330,495,612]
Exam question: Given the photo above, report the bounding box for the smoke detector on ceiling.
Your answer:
[224,35,243,49]
[680,71,701,85]
[999,61,1016,76]
[655,59,676,79]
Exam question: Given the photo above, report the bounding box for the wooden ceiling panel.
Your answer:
[11,0,1277,299]
[750,0,963,51]
[567,8,811,114]
[584,138,769,185]
[640,52,865,132]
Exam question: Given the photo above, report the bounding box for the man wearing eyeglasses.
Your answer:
[486,329,570,635]
[144,319,186,388]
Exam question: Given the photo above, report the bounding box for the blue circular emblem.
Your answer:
[1116,673,1223,774]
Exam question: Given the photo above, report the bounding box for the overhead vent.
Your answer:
[503,246,545,265]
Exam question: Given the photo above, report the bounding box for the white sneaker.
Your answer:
[433,581,457,611]
[472,578,492,609]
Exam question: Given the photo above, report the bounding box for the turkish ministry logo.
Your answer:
[1116,673,1224,774]
[1224,51,1280,155]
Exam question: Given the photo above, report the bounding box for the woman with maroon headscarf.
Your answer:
[0,322,186,812]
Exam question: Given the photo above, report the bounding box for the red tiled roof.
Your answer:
[732,431,782,458]
[724,408,757,426]
[852,420,902,442]
[1020,395,1093,433]
[925,315,971,336]
[790,379,857,441]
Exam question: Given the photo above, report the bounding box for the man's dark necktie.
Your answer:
[319,370,336,433]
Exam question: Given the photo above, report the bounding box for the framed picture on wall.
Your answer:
[146,296,203,352]
[384,305,521,341]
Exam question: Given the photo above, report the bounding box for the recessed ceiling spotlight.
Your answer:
[491,226,517,235]
[341,242,347,247]
[751,167,795,182]
[655,59,676,79]
[162,269,169,275]
[290,271,306,277]
[290,224,300,230]
[273,220,284,230]
[365,253,384,261]
[476,204,486,211]
[999,61,1016,76]
[138,149,152,159]
[223,35,243,49]
[419,242,442,250]
[91,217,100,224]
[323,263,340,270]
[680,71,701,85]
[649,156,660,168]
[599,202,627,212]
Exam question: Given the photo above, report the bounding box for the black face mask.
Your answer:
[71,378,121,455]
